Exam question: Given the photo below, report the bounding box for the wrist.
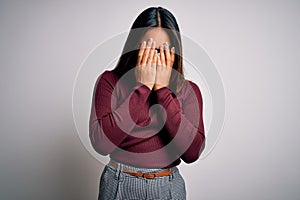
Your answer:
[144,83,154,90]
[154,84,166,91]
[135,81,153,90]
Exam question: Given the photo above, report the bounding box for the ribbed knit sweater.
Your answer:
[89,70,205,169]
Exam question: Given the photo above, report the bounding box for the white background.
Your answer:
[1,1,299,199]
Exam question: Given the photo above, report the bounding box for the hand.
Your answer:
[154,42,175,91]
[135,38,158,90]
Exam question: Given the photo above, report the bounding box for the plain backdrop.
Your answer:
[1,0,299,199]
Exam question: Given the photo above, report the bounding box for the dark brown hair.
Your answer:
[112,6,185,94]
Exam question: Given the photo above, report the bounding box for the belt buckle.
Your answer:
[142,173,156,179]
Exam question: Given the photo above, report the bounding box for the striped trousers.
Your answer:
[98,159,186,200]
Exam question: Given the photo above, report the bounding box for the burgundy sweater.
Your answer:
[89,70,205,168]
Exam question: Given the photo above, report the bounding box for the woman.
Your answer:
[89,6,206,200]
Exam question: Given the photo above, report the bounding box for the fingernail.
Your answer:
[165,42,168,46]
[171,47,175,52]
[142,41,146,47]
[165,43,169,50]
[152,41,156,47]
[148,38,153,43]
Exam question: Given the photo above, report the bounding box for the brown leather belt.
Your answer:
[109,160,173,179]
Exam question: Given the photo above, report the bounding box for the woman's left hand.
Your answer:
[154,42,175,91]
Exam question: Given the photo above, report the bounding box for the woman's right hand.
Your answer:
[135,38,158,90]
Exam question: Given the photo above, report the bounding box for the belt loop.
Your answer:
[115,161,124,181]
[114,161,120,180]
[169,168,174,182]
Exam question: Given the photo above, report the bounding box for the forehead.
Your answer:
[140,27,171,46]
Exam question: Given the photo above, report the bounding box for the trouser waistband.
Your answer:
[108,159,176,179]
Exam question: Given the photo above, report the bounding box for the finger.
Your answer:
[157,51,162,66]
[141,38,153,65]
[153,50,158,66]
[170,46,175,67]
[164,42,171,67]
[147,41,156,65]
[137,41,146,66]
[160,44,166,66]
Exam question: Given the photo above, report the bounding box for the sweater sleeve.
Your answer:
[154,81,206,163]
[89,71,152,156]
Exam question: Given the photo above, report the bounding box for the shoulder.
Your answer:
[182,80,203,101]
[95,70,119,87]
[97,70,118,82]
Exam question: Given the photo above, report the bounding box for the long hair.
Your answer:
[112,6,186,94]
